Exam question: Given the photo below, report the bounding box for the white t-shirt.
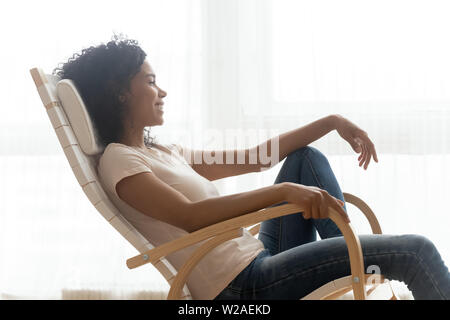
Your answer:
[97,142,265,299]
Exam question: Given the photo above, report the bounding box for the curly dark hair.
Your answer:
[53,34,156,148]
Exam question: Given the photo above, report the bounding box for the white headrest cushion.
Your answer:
[57,79,105,155]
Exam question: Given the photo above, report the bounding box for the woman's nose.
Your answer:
[158,88,167,98]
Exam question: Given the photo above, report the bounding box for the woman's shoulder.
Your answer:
[100,141,182,161]
[98,143,142,168]
[102,142,139,155]
[97,142,155,178]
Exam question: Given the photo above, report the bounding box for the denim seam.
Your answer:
[364,251,445,299]
[415,238,445,298]
[276,147,311,255]
[237,251,445,298]
[278,217,282,254]
[303,151,325,189]
[292,147,311,161]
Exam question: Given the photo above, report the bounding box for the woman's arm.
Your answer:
[186,183,287,232]
[253,114,339,170]
[116,170,348,234]
[116,170,287,233]
[179,147,261,181]
[255,114,378,171]
[178,114,340,180]
[187,180,349,232]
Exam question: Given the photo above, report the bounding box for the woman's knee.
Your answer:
[385,234,438,267]
[287,146,329,164]
[405,234,439,261]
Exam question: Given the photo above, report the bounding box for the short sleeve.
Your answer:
[97,144,153,197]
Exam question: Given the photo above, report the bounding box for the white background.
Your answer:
[0,0,448,298]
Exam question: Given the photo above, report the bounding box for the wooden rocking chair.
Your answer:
[30,67,398,300]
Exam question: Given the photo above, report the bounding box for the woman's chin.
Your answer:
[147,114,164,126]
[157,111,164,124]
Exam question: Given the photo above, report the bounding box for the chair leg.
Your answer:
[303,274,400,300]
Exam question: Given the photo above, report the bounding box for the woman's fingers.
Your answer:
[308,193,350,223]
[319,201,328,219]
[359,143,367,167]
[302,204,312,220]
[358,143,372,170]
[364,144,371,170]
[357,136,379,169]
[358,148,364,163]
[371,142,379,163]
[331,199,351,223]
[327,194,351,223]
[311,202,320,220]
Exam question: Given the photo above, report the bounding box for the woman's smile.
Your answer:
[156,102,164,112]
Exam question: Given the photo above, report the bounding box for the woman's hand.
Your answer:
[282,182,350,223]
[334,114,379,170]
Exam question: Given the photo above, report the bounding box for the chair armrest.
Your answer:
[248,224,261,236]
[127,203,304,269]
[249,192,381,236]
[126,202,366,299]
[127,202,366,299]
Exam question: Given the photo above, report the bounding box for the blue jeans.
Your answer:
[214,146,450,300]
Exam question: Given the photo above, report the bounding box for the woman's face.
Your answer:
[122,60,167,127]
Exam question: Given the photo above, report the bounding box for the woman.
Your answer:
[54,35,450,300]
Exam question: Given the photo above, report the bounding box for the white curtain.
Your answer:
[1,0,205,299]
[1,0,448,299]
[204,0,450,298]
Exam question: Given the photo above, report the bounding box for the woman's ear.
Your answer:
[119,89,130,103]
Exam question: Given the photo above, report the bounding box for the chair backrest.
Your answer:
[29,68,191,299]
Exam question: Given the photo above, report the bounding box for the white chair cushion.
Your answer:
[56,79,105,155]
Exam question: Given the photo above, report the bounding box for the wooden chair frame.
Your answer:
[30,67,397,300]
